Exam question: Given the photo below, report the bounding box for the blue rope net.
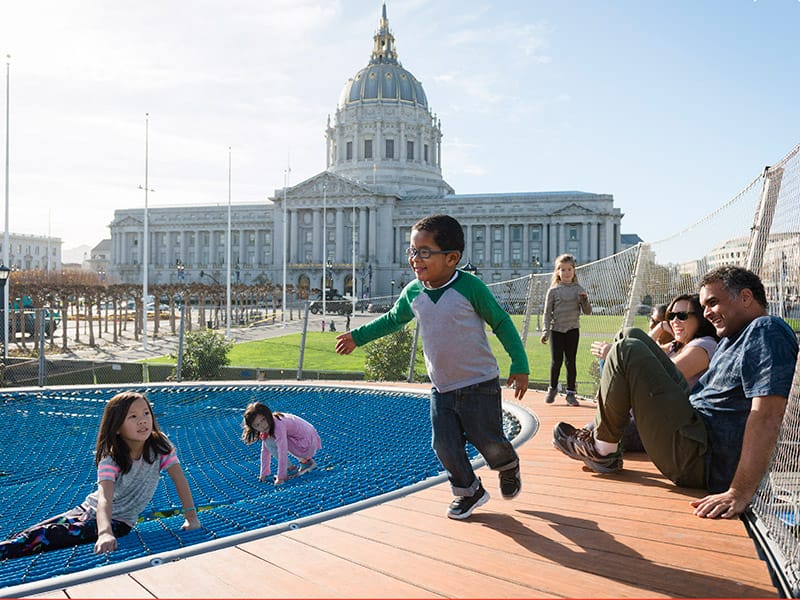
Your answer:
[0,384,501,589]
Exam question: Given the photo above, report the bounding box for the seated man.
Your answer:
[553,266,798,518]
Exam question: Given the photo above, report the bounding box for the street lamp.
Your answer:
[390,279,395,301]
[462,260,478,277]
[176,259,185,282]
[0,265,10,361]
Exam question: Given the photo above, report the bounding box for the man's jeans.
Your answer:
[430,377,519,496]
[596,328,707,488]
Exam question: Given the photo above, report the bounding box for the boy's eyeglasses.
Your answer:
[667,311,694,321]
[405,247,456,259]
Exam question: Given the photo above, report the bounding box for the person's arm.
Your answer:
[166,463,201,529]
[540,287,554,343]
[337,287,416,353]
[274,421,290,483]
[691,394,787,518]
[578,286,592,315]
[671,345,711,383]
[259,437,272,481]
[93,479,117,553]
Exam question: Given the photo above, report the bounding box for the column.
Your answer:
[335,208,344,263]
[313,209,322,263]
[359,206,368,262]
[368,206,378,260]
[290,209,299,263]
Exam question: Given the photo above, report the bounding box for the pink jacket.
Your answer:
[260,413,321,480]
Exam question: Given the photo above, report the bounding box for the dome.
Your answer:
[337,4,428,109]
[339,63,427,109]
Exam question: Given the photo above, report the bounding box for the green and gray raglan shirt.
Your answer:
[351,270,529,393]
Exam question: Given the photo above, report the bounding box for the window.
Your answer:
[492,226,503,242]
[510,225,522,242]
[385,139,394,159]
[364,139,373,159]
[424,144,429,162]
[529,225,542,242]
[346,141,353,160]
[492,247,503,265]
[568,226,578,242]
[473,226,485,242]
[406,140,414,160]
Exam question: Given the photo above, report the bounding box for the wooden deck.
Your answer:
[29,385,776,599]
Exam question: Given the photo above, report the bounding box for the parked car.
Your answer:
[309,293,352,315]
[367,302,392,313]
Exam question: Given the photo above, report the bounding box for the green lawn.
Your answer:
[177,313,649,397]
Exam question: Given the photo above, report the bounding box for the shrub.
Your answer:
[364,325,427,382]
[172,329,234,380]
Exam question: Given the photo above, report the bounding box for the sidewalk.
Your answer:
[35,313,372,363]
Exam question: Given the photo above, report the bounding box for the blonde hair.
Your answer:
[550,253,579,287]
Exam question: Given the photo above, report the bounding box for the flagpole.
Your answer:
[141,113,150,352]
[3,56,10,360]
[226,146,232,338]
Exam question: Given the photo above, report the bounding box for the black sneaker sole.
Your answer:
[447,490,490,520]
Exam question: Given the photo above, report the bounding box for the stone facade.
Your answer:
[108,5,622,297]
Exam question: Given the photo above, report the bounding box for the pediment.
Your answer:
[551,202,596,216]
[289,171,372,199]
[112,214,143,227]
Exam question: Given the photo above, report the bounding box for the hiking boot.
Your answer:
[447,483,490,520]
[297,459,317,475]
[499,465,521,499]
[565,391,579,406]
[552,422,622,473]
[544,387,558,404]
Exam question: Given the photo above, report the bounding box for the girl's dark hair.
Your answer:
[411,214,465,255]
[241,402,285,444]
[95,391,171,473]
[666,293,719,351]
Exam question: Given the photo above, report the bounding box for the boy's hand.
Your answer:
[336,332,356,355]
[507,373,529,400]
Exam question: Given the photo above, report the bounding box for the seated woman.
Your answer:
[589,293,719,451]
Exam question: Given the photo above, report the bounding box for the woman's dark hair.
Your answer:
[666,293,718,351]
[95,391,171,473]
[411,214,465,255]
[241,402,285,444]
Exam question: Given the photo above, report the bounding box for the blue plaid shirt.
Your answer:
[690,315,798,492]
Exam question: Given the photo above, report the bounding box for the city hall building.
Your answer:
[109,5,623,298]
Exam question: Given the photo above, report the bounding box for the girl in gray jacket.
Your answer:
[540,254,592,405]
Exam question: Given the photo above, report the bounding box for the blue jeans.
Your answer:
[430,377,519,496]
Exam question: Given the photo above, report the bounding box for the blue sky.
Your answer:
[1,0,798,253]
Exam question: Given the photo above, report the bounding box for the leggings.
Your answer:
[549,328,580,390]
[0,505,131,559]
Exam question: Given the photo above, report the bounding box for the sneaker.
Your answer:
[447,484,490,520]
[552,422,622,473]
[297,459,317,475]
[499,466,521,499]
[565,391,579,406]
[544,387,558,404]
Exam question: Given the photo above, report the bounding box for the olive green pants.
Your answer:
[594,328,707,488]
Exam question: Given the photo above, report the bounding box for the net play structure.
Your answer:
[0,383,524,593]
